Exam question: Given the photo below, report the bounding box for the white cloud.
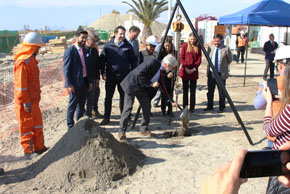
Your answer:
[0,0,124,8]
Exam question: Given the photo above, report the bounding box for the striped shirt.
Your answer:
[264,104,290,149]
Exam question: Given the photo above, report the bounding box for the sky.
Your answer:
[0,0,290,31]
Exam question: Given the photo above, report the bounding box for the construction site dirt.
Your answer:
[0,52,272,193]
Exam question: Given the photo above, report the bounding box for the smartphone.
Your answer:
[267,78,278,96]
[240,150,290,178]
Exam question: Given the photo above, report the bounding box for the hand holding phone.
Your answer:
[267,78,278,99]
[240,150,290,178]
[201,149,248,194]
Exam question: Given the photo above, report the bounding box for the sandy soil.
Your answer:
[0,52,271,193]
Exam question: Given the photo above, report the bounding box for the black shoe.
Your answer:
[35,147,49,155]
[203,107,213,111]
[218,108,225,113]
[0,168,4,175]
[100,118,110,125]
[150,112,153,116]
[190,109,195,113]
[92,110,103,118]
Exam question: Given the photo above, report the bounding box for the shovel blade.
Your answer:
[179,105,189,120]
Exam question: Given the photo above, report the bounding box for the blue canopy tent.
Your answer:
[219,0,290,85]
[220,0,290,26]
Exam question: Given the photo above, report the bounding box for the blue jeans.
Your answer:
[66,81,88,128]
[267,140,273,148]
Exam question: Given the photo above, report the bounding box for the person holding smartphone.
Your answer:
[254,46,290,148]
[200,142,290,194]
[262,47,290,150]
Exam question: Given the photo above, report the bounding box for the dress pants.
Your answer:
[119,88,151,134]
[206,72,226,110]
[147,87,158,101]
[86,79,100,117]
[104,77,124,119]
[237,46,245,63]
[161,79,173,114]
[94,84,100,112]
[67,80,88,128]
[153,90,161,105]
[182,79,197,110]
[264,59,275,79]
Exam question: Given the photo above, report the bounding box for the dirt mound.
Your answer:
[89,12,166,40]
[9,119,145,193]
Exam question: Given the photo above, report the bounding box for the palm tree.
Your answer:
[122,0,168,44]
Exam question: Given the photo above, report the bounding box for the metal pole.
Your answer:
[243,25,250,86]
[287,27,288,45]
[131,106,141,130]
[157,2,179,60]
[177,0,253,145]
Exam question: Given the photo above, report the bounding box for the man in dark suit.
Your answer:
[204,34,232,113]
[118,55,177,141]
[83,28,102,118]
[263,33,278,80]
[100,26,137,125]
[63,29,92,129]
[127,26,140,64]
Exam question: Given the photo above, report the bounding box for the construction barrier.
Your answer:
[0,56,64,107]
[0,56,65,139]
[0,30,19,53]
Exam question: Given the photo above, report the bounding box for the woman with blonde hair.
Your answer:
[179,32,202,112]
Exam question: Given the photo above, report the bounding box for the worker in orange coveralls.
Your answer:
[14,32,48,160]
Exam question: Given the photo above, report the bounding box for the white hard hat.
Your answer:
[146,35,158,46]
[240,31,245,34]
[162,30,174,37]
[23,32,44,46]
[274,46,290,61]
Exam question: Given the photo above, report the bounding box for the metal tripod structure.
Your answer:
[132,0,254,145]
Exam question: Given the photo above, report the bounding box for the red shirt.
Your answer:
[179,43,202,80]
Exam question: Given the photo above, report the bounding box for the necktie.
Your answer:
[215,48,219,72]
[79,48,87,77]
[272,41,275,48]
[160,70,170,99]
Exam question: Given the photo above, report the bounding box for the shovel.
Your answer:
[172,103,190,136]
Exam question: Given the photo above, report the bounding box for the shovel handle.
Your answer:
[176,104,183,111]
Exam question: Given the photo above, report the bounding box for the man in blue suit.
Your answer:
[100,26,137,125]
[63,29,92,129]
[263,33,278,80]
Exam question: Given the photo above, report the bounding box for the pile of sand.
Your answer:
[9,119,144,193]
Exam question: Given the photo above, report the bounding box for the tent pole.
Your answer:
[243,25,250,86]
[287,27,288,45]
[177,0,253,145]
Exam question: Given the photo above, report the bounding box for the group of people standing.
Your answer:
[13,24,235,158]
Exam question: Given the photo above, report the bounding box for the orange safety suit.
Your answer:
[14,45,45,154]
[238,36,247,47]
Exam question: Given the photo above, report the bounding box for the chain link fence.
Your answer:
[0,54,63,107]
